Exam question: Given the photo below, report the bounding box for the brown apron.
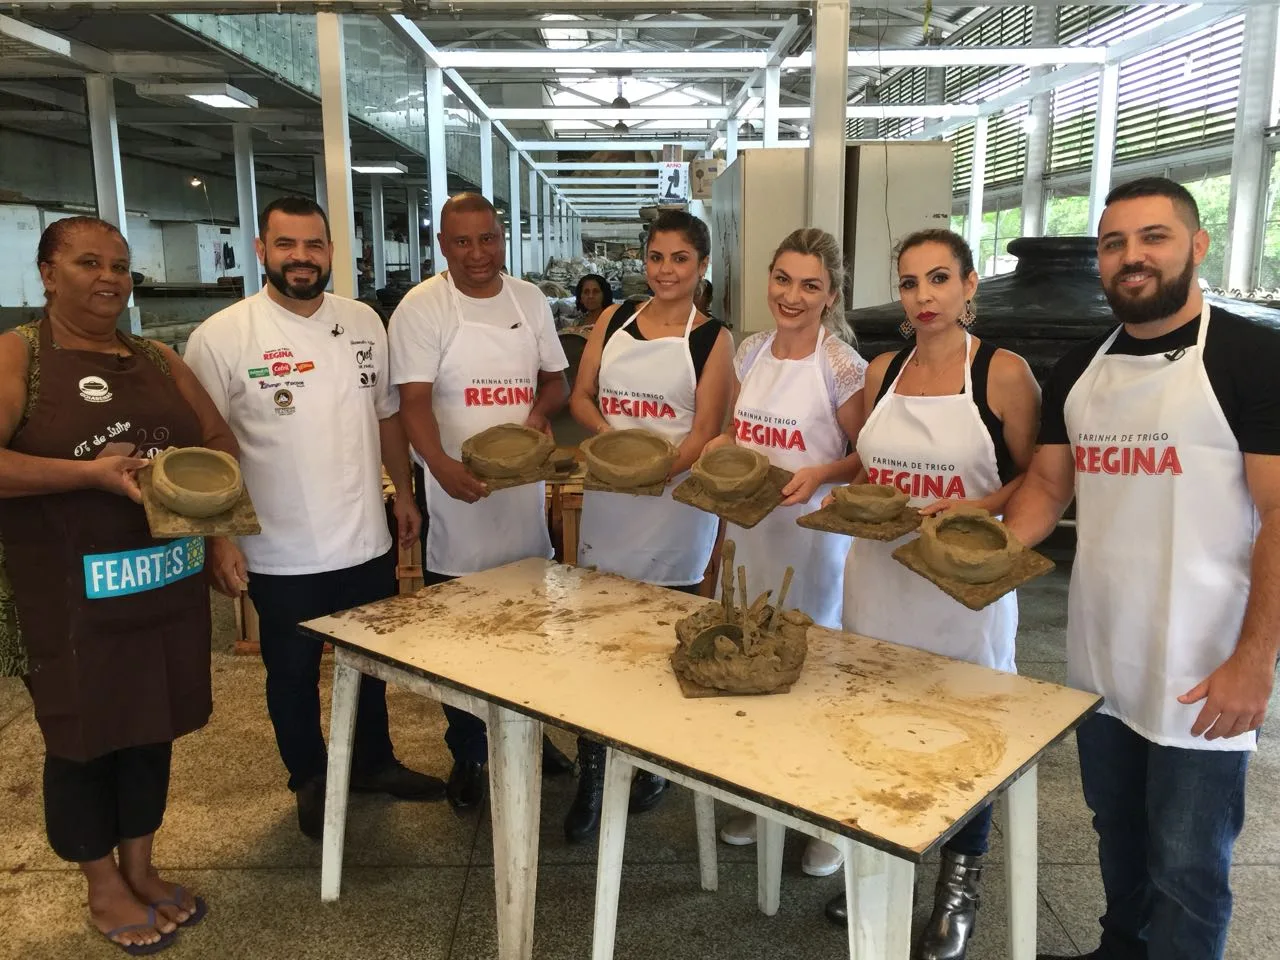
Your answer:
[0,320,211,761]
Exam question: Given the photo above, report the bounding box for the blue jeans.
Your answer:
[944,804,992,857]
[1076,712,1249,960]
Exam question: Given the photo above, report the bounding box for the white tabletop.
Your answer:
[302,558,1099,860]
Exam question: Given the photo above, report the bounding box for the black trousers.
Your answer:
[248,549,398,791]
[44,742,172,863]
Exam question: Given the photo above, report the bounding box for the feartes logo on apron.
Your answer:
[83,537,205,600]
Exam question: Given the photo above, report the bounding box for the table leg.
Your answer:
[693,792,719,892]
[884,854,915,960]
[591,748,635,960]
[1003,765,1039,960]
[757,817,785,916]
[320,656,361,902]
[487,704,542,960]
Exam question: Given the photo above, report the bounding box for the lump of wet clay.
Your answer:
[152,447,243,519]
[581,428,677,488]
[831,483,908,523]
[461,423,554,479]
[671,541,812,695]
[692,446,770,500]
[918,507,1024,584]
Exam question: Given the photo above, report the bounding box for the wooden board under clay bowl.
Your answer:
[479,449,580,491]
[797,503,923,541]
[139,465,261,538]
[891,536,1054,611]
[671,466,794,529]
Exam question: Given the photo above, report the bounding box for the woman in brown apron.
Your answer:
[0,217,237,955]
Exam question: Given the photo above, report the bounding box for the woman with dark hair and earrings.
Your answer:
[573,273,614,326]
[824,229,1041,959]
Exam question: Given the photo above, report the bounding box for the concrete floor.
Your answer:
[1,549,1278,960]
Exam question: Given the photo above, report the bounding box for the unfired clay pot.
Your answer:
[581,429,677,488]
[918,507,1024,584]
[152,447,243,518]
[461,424,554,479]
[832,484,908,522]
[692,446,770,500]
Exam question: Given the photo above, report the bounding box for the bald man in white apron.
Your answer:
[1006,177,1280,960]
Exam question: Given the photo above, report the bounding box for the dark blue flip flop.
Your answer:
[150,886,208,928]
[102,906,179,956]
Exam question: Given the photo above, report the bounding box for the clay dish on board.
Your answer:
[831,484,908,523]
[692,446,770,500]
[581,429,677,488]
[151,447,243,519]
[461,424,554,479]
[918,507,1024,584]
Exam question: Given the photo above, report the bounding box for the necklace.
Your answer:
[906,341,967,396]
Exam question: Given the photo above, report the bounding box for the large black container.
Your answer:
[846,236,1280,383]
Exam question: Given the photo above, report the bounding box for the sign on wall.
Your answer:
[659,162,689,203]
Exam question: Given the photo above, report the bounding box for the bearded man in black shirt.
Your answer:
[1006,176,1280,960]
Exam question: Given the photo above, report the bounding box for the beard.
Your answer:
[265,259,330,301]
[1103,255,1195,325]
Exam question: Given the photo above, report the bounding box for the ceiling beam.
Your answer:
[516,139,704,151]
[433,49,769,70]
[781,46,1107,70]
[493,106,724,120]
[0,80,84,112]
[536,162,665,171]
[417,18,795,32]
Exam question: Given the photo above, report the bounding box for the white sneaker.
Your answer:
[802,838,845,877]
[719,813,757,845]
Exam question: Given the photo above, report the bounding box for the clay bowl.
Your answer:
[581,428,678,488]
[918,508,1024,584]
[152,447,243,519]
[461,423,554,479]
[692,446,770,500]
[831,484,908,523]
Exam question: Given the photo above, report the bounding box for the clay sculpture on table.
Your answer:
[671,540,813,696]
[917,506,1024,584]
[151,446,243,519]
[461,423,554,479]
[691,446,770,501]
[580,428,677,489]
[831,483,909,523]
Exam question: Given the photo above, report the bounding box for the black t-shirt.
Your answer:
[604,300,723,382]
[1038,306,1280,455]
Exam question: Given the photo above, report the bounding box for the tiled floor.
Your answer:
[1,548,1276,959]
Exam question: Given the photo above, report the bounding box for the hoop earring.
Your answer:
[898,317,915,339]
[958,300,977,329]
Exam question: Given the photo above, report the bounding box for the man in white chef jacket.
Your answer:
[390,193,570,810]
[186,196,446,840]
[1005,177,1280,960]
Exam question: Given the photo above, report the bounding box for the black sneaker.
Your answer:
[446,759,487,810]
[296,775,325,841]
[350,759,447,801]
[628,770,668,813]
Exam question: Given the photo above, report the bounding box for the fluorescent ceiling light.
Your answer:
[780,46,1107,70]
[435,50,768,70]
[352,161,408,174]
[135,82,258,109]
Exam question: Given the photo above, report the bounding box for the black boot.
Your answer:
[628,770,668,813]
[542,736,575,777]
[564,740,606,842]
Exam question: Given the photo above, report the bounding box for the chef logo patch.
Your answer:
[359,371,378,388]
[273,389,295,416]
[79,376,112,403]
[354,347,374,369]
[83,537,205,599]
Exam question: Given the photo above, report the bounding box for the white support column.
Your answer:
[542,182,554,265]
[1223,4,1279,290]
[528,170,542,274]
[85,75,126,234]
[317,13,357,299]
[966,116,989,273]
[508,151,523,278]
[725,122,739,166]
[864,85,881,140]
[1021,6,1058,237]
[807,0,851,239]
[763,65,780,148]
[233,124,261,295]
[480,118,495,200]
[559,201,568,259]
[406,188,421,283]
[426,66,448,270]
[369,175,386,289]
[1086,63,1120,237]
[313,154,328,209]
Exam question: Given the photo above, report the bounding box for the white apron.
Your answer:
[726,329,850,629]
[843,335,1018,671]
[578,303,719,585]
[1064,303,1257,751]
[423,275,553,576]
